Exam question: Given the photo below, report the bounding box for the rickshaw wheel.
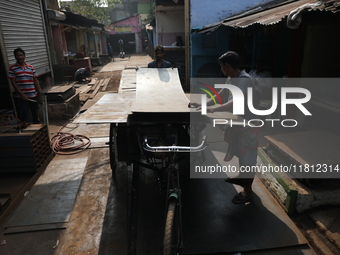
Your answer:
[163,198,179,255]
[109,124,118,172]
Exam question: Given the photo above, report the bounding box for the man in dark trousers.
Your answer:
[148,45,172,68]
[191,51,260,204]
[118,39,124,52]
[108,43,113,60]
[8,48,42,124]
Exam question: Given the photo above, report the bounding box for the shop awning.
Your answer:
[62,11,104,30]
[47,9,66,21]
[193,0,340,33]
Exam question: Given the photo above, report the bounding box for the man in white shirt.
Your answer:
[249,59,272,100]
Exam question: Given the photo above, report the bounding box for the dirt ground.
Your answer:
[90,70,122,92]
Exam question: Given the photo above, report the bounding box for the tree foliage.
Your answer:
[142,1,155,26]
[69,0,121,24]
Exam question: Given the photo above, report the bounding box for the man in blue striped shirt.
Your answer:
[8,48,42,124]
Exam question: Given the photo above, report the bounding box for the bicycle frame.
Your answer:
[143,136,207,254]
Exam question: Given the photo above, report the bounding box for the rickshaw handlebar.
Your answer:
[143,135,207,153]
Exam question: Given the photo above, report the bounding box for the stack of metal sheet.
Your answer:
[0,124,53,173]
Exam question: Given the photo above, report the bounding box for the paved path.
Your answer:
[0,54,151,255]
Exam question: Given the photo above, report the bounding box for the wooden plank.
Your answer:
[88,80,103,99]
[88,78,97,85]
[79,85,92,95]
[98,79,105,87]
[73,92,135,123]
[79,93,91,102]
[88,80,100,92]
[101,78,111,91]
[46,85,73,94]
[131,68,190,113]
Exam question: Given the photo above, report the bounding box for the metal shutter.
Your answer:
[0,0,51,75]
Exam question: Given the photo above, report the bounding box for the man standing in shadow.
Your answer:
[148,45,172,68]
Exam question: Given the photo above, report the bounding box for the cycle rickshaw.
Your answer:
[108,68,207,255]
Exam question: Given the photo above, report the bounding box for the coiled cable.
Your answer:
[48,105,91,155]
[50,130,91,155]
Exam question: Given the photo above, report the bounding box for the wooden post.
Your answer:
[185,0,190,92]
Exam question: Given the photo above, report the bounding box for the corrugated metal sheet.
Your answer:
[194,0,340,33]
[222,0,320,28]
[0,0,51,75]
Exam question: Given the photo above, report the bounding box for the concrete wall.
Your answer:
[106,16,141,34]
[155,9,185,46]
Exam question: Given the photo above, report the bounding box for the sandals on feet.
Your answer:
[224,177,246,187]
[232,192,253,204]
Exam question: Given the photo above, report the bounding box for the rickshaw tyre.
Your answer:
[163,199,179,255]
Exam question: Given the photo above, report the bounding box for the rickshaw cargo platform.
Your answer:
[74,68,193,125]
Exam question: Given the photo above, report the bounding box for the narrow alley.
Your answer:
[2,0,340,254]
[0,54,340,255]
